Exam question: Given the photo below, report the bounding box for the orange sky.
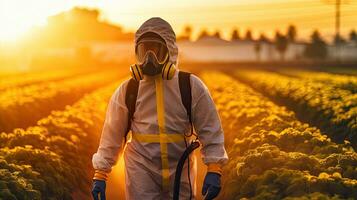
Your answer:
[0,0,356,42]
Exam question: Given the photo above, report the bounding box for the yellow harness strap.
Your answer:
[132,133,184,143]
[155,76,171,192]
[130,76,190,192]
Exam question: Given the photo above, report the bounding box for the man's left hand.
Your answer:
[202,172,221,200]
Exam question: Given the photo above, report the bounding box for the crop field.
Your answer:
[201,71,357,199]
[0,67,356,200]
[235,70,357,148]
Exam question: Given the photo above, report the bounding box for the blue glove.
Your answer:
[202,172,221,200]
[92,180,106,200]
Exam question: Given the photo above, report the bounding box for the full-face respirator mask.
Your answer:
[130,34,176,81]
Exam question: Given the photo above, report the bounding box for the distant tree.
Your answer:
[213,30,221,39]
[71,7,100,22]
[334,34,346,45]
[48,7,100,25]
[245,30,253,41]
[254,34,268,61]
[231,29,240,40]
[259,33,269,43]
[274,31,288,61]
[178,25,192,41]
[184,25,192,37]
[287,25,297,42]
[44,7,124,45]
[287,25,298,59]
[304,30,328,60]
[198,29,209,40]
[350,29,357,42]
[254,41,262,61]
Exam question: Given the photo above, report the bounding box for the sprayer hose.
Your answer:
[173,141,200,200]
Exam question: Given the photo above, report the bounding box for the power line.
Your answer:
[336,0,341,38]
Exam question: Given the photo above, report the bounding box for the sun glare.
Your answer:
[0,22,31,42]
[0,1,65,42]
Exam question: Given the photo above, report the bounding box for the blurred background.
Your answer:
[0,0,356,73]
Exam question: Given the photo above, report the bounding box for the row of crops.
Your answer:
[0,68,101,92]
[200,72,357,199]
[278,70,357,93]
[235,70,357,149]
[0,70,123,132]
[0,78,122,200]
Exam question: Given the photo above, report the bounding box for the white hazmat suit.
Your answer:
[92,17,228,200]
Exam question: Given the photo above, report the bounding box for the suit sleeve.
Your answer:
[190,75,228,165]
[92,80,130,173]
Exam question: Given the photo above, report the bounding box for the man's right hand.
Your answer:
[92,180,106,200]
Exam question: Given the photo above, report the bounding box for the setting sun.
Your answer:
[0,17,46,42]
[0,1,58,41]
[0,1,102,42]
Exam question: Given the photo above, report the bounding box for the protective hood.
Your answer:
[135,17,178,65]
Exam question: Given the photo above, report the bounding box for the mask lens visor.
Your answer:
[136,40,168,64]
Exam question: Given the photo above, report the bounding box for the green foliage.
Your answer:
[0,159,41,200]
[0,80,121,199]
[280,70,357,94]
[0,70,119,132]
[201,72,357,199]
[236,70,357,148]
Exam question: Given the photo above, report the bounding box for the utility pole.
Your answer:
[335,0,341,62]
[323,0,351,61]
[335,0,341,39]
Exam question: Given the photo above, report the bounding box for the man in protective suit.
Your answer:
[91,17,228,200]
